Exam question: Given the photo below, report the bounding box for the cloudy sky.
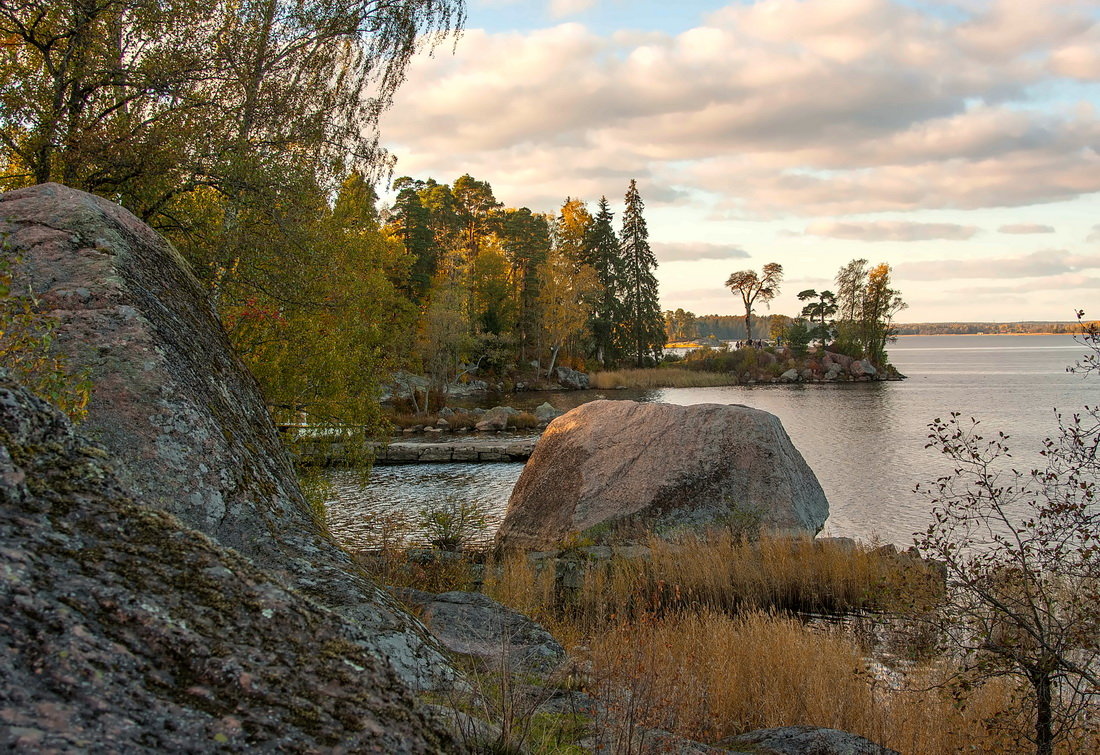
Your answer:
[379,0,1100,323]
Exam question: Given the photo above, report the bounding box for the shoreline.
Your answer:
[896,332,1079,337]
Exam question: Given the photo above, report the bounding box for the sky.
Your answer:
[378,0,1100,323]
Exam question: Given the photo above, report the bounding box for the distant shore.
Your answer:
[896,331,1079,337]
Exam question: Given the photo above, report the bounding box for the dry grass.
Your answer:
[588,367,736,389]
[581,609,1059,754]
[485,533,940,640]
[359,531,1096,753]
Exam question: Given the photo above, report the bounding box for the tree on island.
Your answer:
[619,180,665,366]
[798,289,838,345]
[725,263,784,341]
[834,259,906,363]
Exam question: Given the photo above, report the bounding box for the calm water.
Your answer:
[325,335,1096,549]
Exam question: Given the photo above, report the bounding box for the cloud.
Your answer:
[999,223,1056,234]
[965,273,1100,295]
[548,0,596,18]
[1089,225,1100,243]
[381,0,1100,216]
[805,220,980,241]
[652,242,751,262]
[895,250,1100,281]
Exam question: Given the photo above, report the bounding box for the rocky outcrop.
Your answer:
[498,400,828,550]
[0,373,459,752]
[720,726,899,754]
[394,589,566,675]
[554,366,590,390]
[0,183,452,689]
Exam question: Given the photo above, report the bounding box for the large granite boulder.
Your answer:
[0,373,459,752]
[497,400,828,550]
[0,183,452,689]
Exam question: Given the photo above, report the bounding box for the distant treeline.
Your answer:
[689,316,1091,340]
[694,314,786,341]
[894,322,1088,336]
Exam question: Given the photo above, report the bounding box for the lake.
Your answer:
[324,335,1096,549]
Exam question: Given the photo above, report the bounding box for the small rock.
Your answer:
[475,406,518,432]
[720,726,899,754]
[393,590,566,675]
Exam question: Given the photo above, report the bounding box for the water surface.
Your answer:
[326,335,1096,549]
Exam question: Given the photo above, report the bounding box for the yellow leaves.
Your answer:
[0,265,91,422]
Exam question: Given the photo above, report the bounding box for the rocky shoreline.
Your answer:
[0,184,904,755]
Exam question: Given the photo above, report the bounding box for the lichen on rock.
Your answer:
[0,371,460,752]
[0,183,454,689]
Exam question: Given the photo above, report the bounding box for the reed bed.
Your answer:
[588,367,736,389]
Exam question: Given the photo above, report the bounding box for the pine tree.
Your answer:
[585,196,624,366]
[389,179,436,303]
[619,180,664,366]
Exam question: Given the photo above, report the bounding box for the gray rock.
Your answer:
[720,726,899,754]
[850,359,877,378]
[475,405,518,432]
[554,366,590,390]
[498,400,828,550]
[394,590,566,675]
[0,183,455,690]
[0,373,459,752]
[535,401,563,422]
[780,368,799,382]
[824,352,854,370]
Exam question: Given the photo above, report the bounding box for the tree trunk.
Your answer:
[546,344,560,378]
[1035,672,1053,755]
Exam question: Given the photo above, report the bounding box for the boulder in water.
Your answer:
[497,400,829,550]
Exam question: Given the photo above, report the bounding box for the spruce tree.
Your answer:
[585,196,624,366]
[619,180,664,366]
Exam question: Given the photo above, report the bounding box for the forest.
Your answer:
[0,0,666,434]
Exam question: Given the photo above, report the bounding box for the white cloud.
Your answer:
[548,0,596,19]
[999,223,1055,234]
[652,242,751,262]
[895,250,1100,280]
[381,0,1100,218]
[805,220,981,241]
